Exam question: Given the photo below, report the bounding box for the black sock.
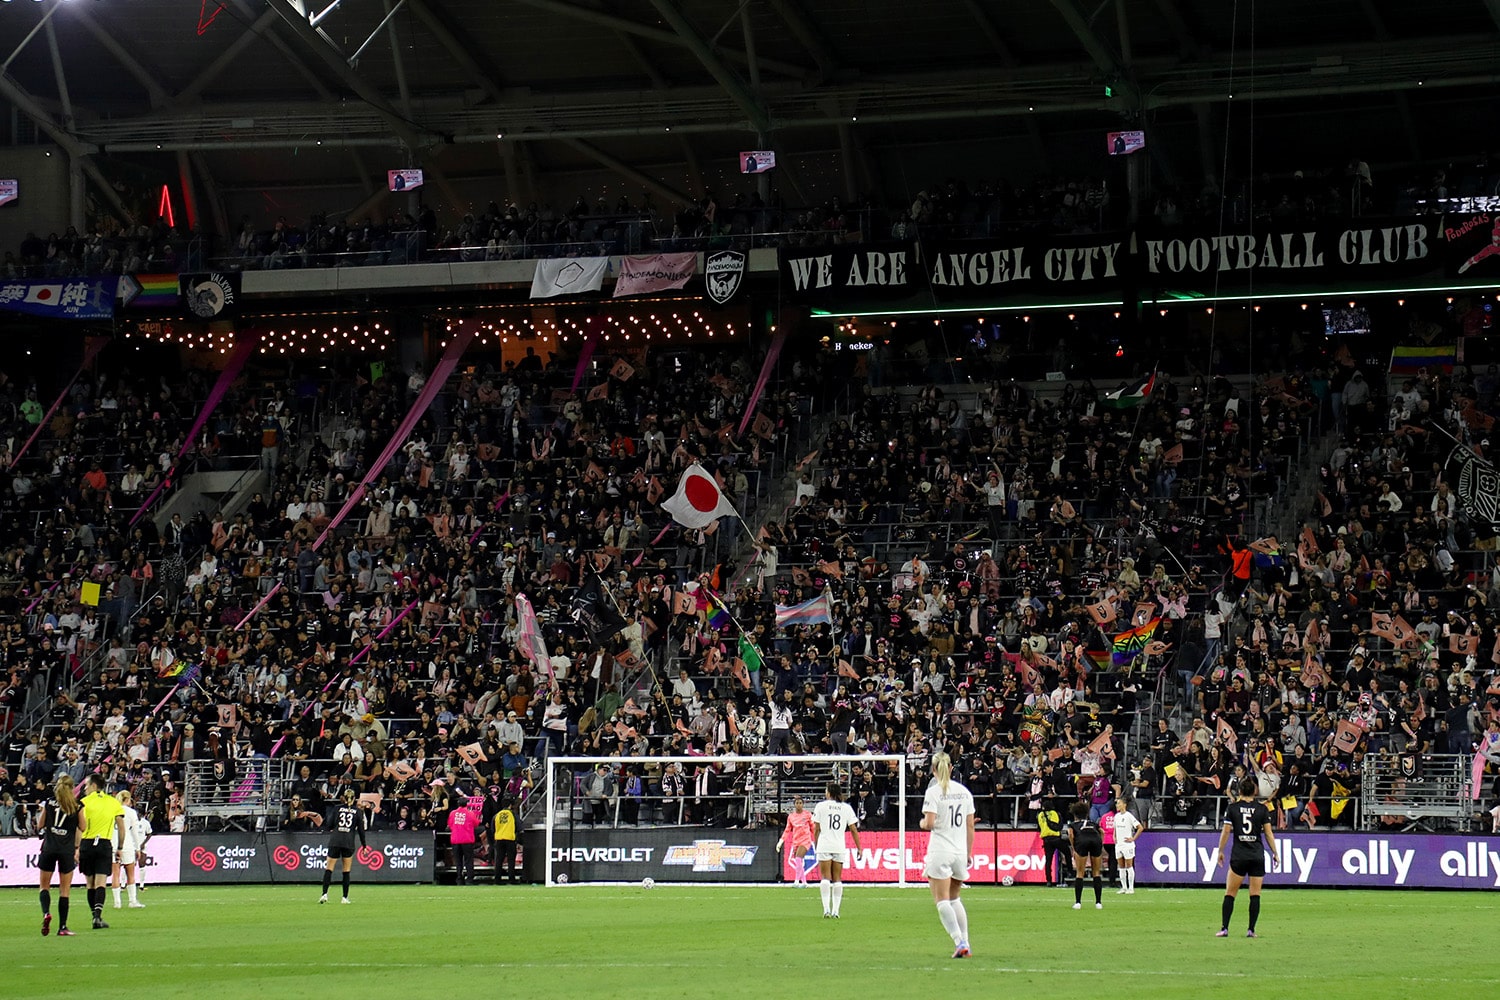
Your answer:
[1248,895,1260,932]
[40,889,50,915]
[1092,875,1102,904]
[1221,894,1235,930]
[59,897,69,928]
[1074,876,1083,904]
[341,870,351,899]
[321,870,332,895]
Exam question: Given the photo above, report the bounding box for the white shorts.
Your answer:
[922,843,970,882]
[1116,840,1136,860]
[115,850,137,867]
[815,850,848,865]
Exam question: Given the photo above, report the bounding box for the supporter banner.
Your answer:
[613,252,696,298]
[0,835,182,887]
[179,272,240,319]
[1137,831,1500,889]
[779,243,918,304]
[925,233,1125,302]
[546,827,780,883]
[704,249,747,306]
[808,830,1049,884]
[530,256,609,299]
[1138,217,1443,294]
[179,832,433,883]
[1445,212,1500,279]
[0,277,117,320]
[118,273,181,310]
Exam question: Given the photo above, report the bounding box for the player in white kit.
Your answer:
[110,789,150,909]
[920,752,976,958]
[811,782,862,918]
[1111,798,1143,894]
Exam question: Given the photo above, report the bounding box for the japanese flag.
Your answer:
[24,284,63,306]
[661,463,737,529]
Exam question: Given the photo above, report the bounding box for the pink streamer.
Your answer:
[467,489,510,545]
[234,582,282,630]
[10,338,105,470]
[313,329,475,550]
[632,523,673,566]
[569,319,604,395]
[130,333,260,526]
[23,581,60,616]
[737,330,786,436]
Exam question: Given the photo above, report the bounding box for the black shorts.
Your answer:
[78,840,112,877]
[38,850,75,875]
[328,845,355,860]
[1073,837,1104,858]
[1230,854,1266,879]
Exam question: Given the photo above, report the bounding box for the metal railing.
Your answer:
[184,757,291,831]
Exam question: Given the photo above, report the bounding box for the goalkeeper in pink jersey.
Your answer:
[777,797,816,886]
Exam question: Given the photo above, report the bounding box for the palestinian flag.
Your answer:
[1111,618,1160,666]
[1102,373,1155,408]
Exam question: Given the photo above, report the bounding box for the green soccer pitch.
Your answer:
[6,884,1497,999]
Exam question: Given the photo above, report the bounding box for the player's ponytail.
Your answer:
[824,781,844,802]
[54,774,78,816]
[932,751,952,795]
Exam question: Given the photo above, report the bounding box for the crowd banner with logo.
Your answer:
[925,232,1126,301]
[1446,211,1500,278]
[530,256,609,299]
[1137,831,1500,889]
[179,833,433,883]
[778,243,918,304]
[179,272,240,319]
[537,827,780,883]
[704,249,747,306]
[613,252,697,298]
[0,277,117,320]
[0,834,183,887]
[118,273,181,309]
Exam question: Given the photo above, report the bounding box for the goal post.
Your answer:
[543,754,909,886]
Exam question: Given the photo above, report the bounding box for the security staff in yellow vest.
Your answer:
[493,798,518,884]
[1037,799,1069,888]
[78,773,126,929]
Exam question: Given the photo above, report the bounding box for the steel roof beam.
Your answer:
[766,0,840,78]
[647,0,768,133]
[406,0,509,105]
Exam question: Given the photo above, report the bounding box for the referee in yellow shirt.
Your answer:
[78,774,126,929]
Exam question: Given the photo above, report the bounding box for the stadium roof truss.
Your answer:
[3,0,1499,214]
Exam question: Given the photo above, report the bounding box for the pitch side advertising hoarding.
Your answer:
[546,828,781,882]
[0,835,183,887]
[789,830,1051,884]
[1136,831,1500,889]
[179,833,433,883]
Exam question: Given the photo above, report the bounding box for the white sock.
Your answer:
[819,880,832,913]
[128,883,139,904]
[951,898,969,941]
[935,900,961,944]
[831,882,844,915]
[1126,868,1136,891]
[112,887,122,906]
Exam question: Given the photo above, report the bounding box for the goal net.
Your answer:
[543,754,910,886]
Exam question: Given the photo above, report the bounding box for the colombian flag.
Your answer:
[1390,343,1456,374]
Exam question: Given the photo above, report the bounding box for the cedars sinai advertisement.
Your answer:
[179,833,433,883]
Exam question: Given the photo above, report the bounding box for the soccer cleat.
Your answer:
[340,897,350,905]
[129,902,146,909]
[57,928,76,937]
[952,942,971,959]
[1072,903,1082,910]
[823,911,832,918]
[319,894,328,904]
[832,913,839,919]
[113,900,122,910]
[93,918,109,930]
[1095,903,1103,910]
[1246,930,1258,939]
[1215,929,1229,937]
[1117,888,1128,894]
[1126,889,1136,894]
[42,914,51,936]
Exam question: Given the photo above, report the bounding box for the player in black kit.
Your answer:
[320,788,368,904]
[38,775,82,936]
[1065,801,1105,910]
[1210,777,1279,937]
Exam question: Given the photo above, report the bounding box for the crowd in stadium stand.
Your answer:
[9,153,1495,279]
[2,326,1498,861]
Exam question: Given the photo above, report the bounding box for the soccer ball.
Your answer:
[556,873,569,884]
[641,877,656,890]
[1001,875,1015,886]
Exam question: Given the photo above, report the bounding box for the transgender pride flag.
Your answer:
[775,590,834,628]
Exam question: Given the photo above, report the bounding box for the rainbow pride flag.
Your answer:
[126,273,180,309]
[1111,618,1160,666]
